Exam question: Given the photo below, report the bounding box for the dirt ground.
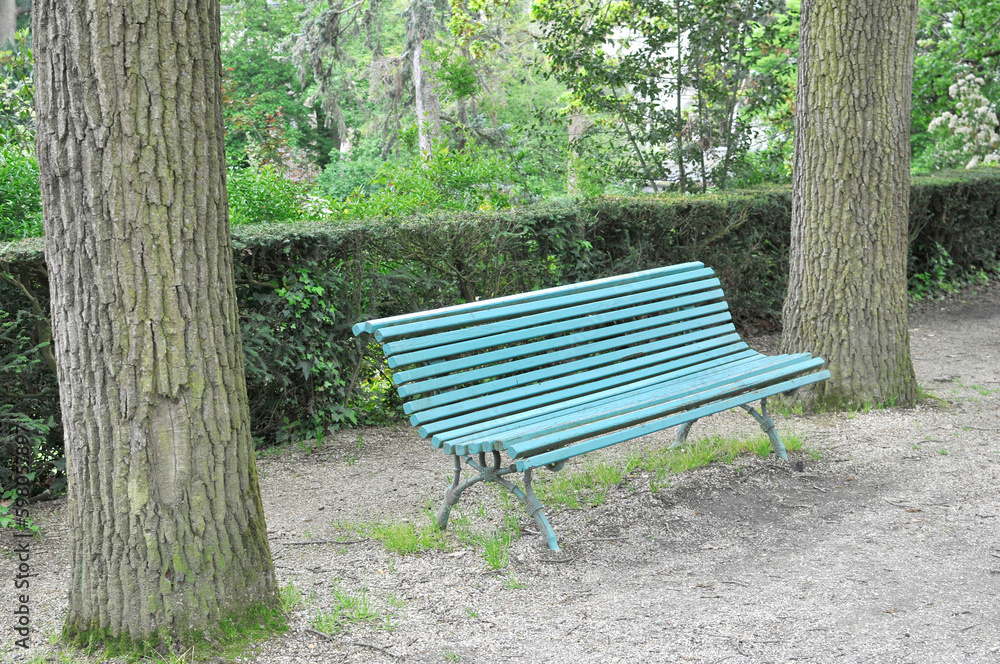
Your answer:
[3,285,1000,664]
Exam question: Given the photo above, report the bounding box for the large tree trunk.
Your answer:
[781,0,919,408]
[411,0,441,158]
[33,0,277,643]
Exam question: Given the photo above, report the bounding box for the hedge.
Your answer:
[2,167,999,499]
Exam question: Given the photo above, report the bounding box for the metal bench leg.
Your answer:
[521,469,560,552]
[484,468,560,552]
[437,453,562,551]
[671,420,696,448]
[740,397,787,460]
[436,454,484,531]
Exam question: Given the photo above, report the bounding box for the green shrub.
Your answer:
[330,139,536,219]
[0,144,43,241]
[227,164,319,225]
[908,168,1000,295]
[0,265,61,512]
[315,141,386,201]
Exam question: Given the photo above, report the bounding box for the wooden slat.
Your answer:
[441,351,774,455]
[407,323,739,423]
[430,345,756,448]
[431,342,760,447]
[513,371,831,471]
[403,312,734,413]
[445,354,812,456]
[383,274,720,360]
[353,262,704,337]
[507,358,827,460]
[393,295,729,391]
[414,332,745,437]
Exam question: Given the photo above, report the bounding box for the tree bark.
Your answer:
[781,0,919,408]
[411,0,441,157]
[33,0,277,643]
[567,110,591,197]
[675,0,686,195]
[0,0,16,46]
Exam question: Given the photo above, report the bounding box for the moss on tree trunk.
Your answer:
[782,0,919,409]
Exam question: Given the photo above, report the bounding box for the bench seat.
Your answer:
[354,262,830,550]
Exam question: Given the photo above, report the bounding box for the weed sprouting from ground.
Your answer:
[310,578,398,634]
[330,509,448,555]
[480,529,514,569]
[279,583,303,613]
[503,573,529,590]
[362,518,448,555]
[533,460,624,509]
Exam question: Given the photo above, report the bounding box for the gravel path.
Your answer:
[3,285,1000,664]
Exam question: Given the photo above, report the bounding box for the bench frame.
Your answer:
[437,451,563,551]
[435,394,790,552]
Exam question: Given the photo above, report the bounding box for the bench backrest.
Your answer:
[354,262,750,447]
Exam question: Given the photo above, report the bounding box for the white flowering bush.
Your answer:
[925,73,1000,169]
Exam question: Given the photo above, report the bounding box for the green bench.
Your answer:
[353,262,830,550]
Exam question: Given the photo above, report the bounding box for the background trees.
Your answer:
[912,0,1000,169]
[4,0,995,229]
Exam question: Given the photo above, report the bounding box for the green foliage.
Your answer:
[0,28,35,150]
[0,28,41,241]
[227,164,320,226]
[740,2,799,143]
[909,168,1000,296]
[430,46,480,101]
[221,1,334,168]
[1,159,320,239]
[908,242,959,299]
[919,73,999,171]
[0,266,61,522]
[727,141,793,189]
[317,139,388,201]
[912,0,1000,166]
[240,259,360,444]
[326,137,535,218]
[0,142,43,240]
[532,0,681,190]
[533,0,791,192]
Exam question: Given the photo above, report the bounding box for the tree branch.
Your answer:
[609,84,660,193]
[0,270,42,315]
[0,270,58,375]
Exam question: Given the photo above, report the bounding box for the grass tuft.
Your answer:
[279,583,303,613]
[311,578,397,634]
[534,433,805,511]
[362,518,448,555]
